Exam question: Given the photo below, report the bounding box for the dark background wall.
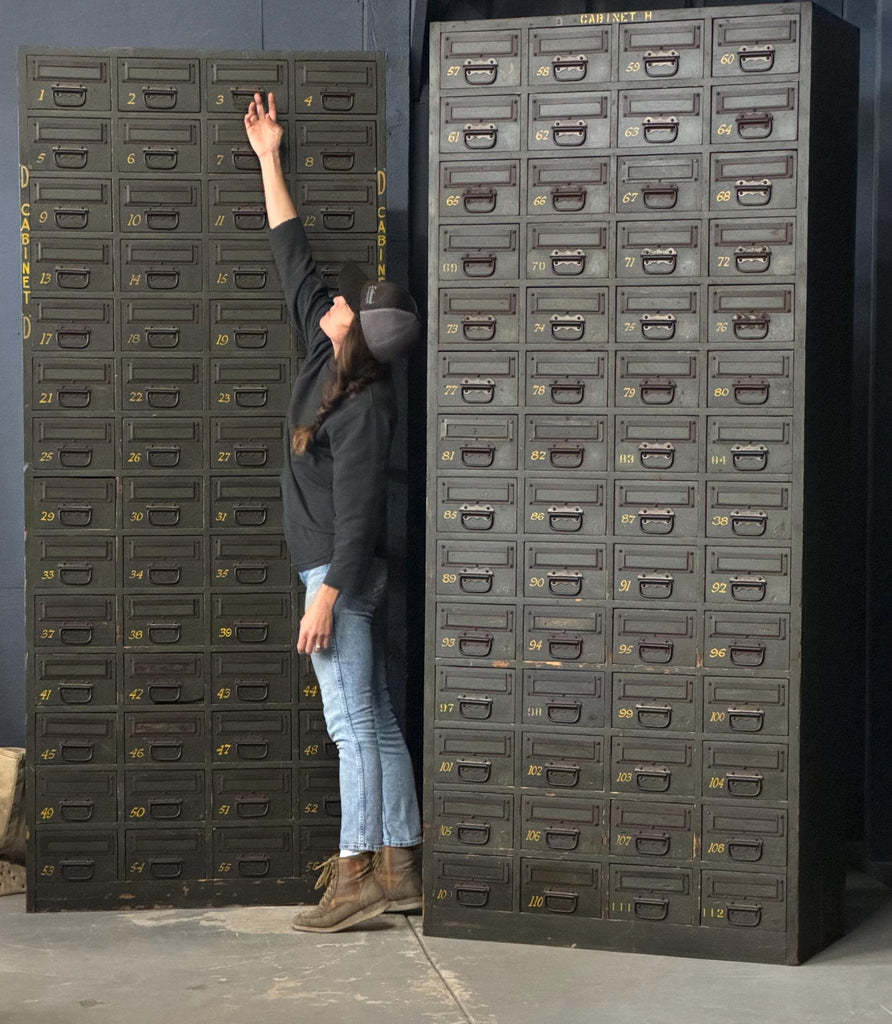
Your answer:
[2,0,889,870]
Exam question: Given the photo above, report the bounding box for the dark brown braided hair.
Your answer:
[291,316,386,455]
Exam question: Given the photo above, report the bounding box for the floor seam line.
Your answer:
[406,916,476,1024]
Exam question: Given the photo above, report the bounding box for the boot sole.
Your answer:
[291,897,389,934]
[385,897,422,912]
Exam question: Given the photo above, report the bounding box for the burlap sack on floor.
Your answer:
[0,748,26,865]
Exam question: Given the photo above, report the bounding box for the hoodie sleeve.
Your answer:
[323,388,394,596]
[268,218,332,356]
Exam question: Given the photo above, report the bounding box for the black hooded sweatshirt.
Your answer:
[269,217,394,597]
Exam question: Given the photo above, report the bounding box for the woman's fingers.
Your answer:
[267,91,278,121]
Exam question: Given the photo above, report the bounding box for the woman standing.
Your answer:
[244,92,422,933]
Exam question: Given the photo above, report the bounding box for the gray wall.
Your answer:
[0,0,413,747]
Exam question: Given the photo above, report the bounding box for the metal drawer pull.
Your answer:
[321,208,355,231]
[143,86,178,109]
[146,209,180,231]
[460,378,495,404]
[552,54,588,82]
[232,207,267,231]
[52,145,89,169]
[56,267,91,289]
[458,697,492,719]
[461,254,496,278]
[234,562,269,585]
[547,505,583,532]
[146,446,181,468]
[234,444,269,467]
[233,268,268,290]
[733,382,770,405]
[235,622,269,643]
[145,270,180,290]
[59,683,94,704]
[635,766,671,792]
[234,327,268,349]
[149,742,183,761]
[729,643,766,667]
[546,699,582,724]
[321,151,355,172]
[731,444,769,472]
[59,625,94,645]
[638,508,675,535]
[550,248,585,276]
[547,636,583,660]
[544,828,579,851]
[735,178,772,206]
[57,327,91,348]
[146,622,182,644]
[142,146,179,170]
[58,445,93,468]
[146,566,182,586]
[550,314,585,341]
[635,833,671,856]
[727,772,764,798]
[460,445,495,468]
[637,573,674,600]
[462,123,497,150]
[549,445,584,469]
[234,386,269,408]
[60,859,95,881]
[634,897,669,920]
[738,44,775,73]
[59,504,93,527]
[551,186,587,213]
[728,707,765,732]
[547,571,582,598]
[146,683,183,703]
[57,385,92,408]
[456,758,492,783]
[230,147,259,171]
[727,903,763,927]
[149,858,183,879]
[459,504,494,531]
[320,89,356,112]
[233,503,267,526]
[458,633,493,658]
[545,763,580,787]
[146,327,180,348]
[57,563,93,586]
[456,882,490,907]
[60,740,94,762]
[736,110,774,140]
[735,244,771,273]
[642,115,679,143]
[53,206,89,229]
[462,314,495,341]
[148,798,182,819]
[147,505,181,527]
[635,703,672,728]
[552,119,587,147]
[732,312,770,340]
[639,640,674,664]
[543,889,578,914]
[238,856,270,878]
[730,510,767,537]
[146,387,180,408]
[643,49,679,77]
[236,742,269,760]
[641,184,678,210]
[463,58,498,86]
[462,187,496,214]
[52,85,87,106]
[550,382,584,404]
[640,381,676,405]
[236,798,270,818]
[641,247,677,274]
[458,569,493,594]
[728,837,764,861]
[456,822,490,845]
[59,799,94,822]
[640,313,676,340]
[639,441,676,469]
[235,683,270,702]
[730,575,767,602]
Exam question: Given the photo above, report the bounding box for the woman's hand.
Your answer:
[244,91,284,159]
[298,583,339,654]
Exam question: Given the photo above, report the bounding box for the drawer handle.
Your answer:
[59,799,94,822]
[738,44,775,73]
[548,445,584,470]
[238,856,271,878]
[60,740,94,762]
[143,86,178,109]
[635,703,672,728]
[551,186,587,213]
[734,245,771,274]
[726,772,764,798]
[146,446,181,468]
[60,858,95,881]
[145,327,180,349]
[730,576,767,602]
[53,206,89,230]
[460,445,495,469]
[459,504,494,531]
[547,571,582,598]
[547,505,583,533]
[544,828,579,851]
[640,247,677,274]
[233,503,268,526]
[57,327,91,349]
[543,889,579,914]
[52,145,89,170]
[546,699,581,725]
[146,683,183,703]
[462,315,495,342]
[146,505,181,527]
[59,504,93,527]
[544,763,580,787]
[643,49,679,77]
[58,683,94,704]
[641,184,678,210]
[458,697,492,720]
[729,643,766,667]
[634,833,671,856]
[546,636,583,660]
[146,386,180,409]
[728,838,764,862]
[549,314,584,342]
[230,147,260,171]
[59,625,94,645]
[458,569,493,594]
[639,381,676,405]
[456,822,490,845]
[321,151,355,172]
[735,110,774,140]
[145,270,180,290]
[640,313,676,340]
[735,178,772,207]
[462,187,496,215]
[234,386,269,408]
[235,682,270,702]
[233,269,268,290]
[232,206,268,231]
[146,566,182,586]
[460,379,495,404]
[731,444,769,472]
[56,385,92,409]
[52,84,87,107]
[733,382,770,405]
[56,267,91,289]
[234,444,269,467]
[730,510,767,537]
[234,327,268,349]
[142,147,179,171]
[148,798,183,820]
[549,382,584,405]
[732,312,770,340]
[236,798,270,818]
[456,758,492,783]
[637,573,674,600]
[552,54,588,83]
[149,741,183,762]
[149,858,183,879]
[461,254,496,278]
[727,903,763,927]
[234,562,269,585]
[550,249,585,276]
[639,640,674,664]
[236,741,270,760]
[462,123,497,150]
[551,120,587,148]
[638,442,676,469]
[634,897,669,921]
[57,564,93,586]
[458,633,493,658]
[146,622,182,644]
[637,508,675,535]
[145,209,180,231]
[635,766,671,792]
[235,622,270,643]
[727,707,765,733]
[321,208,355,231]
[463,58,498,86]
[456,882,490,907]
[642,116,679,143]
[58,445,93,468]
[320,89,356,112]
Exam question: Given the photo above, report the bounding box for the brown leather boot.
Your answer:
[374,845,422,912]
[291,852,388,933]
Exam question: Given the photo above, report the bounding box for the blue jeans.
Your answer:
[299,560,421,852]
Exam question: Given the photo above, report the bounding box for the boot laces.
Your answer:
[312,854,340,905]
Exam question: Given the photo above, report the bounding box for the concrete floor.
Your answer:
[1,874,891,1024]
